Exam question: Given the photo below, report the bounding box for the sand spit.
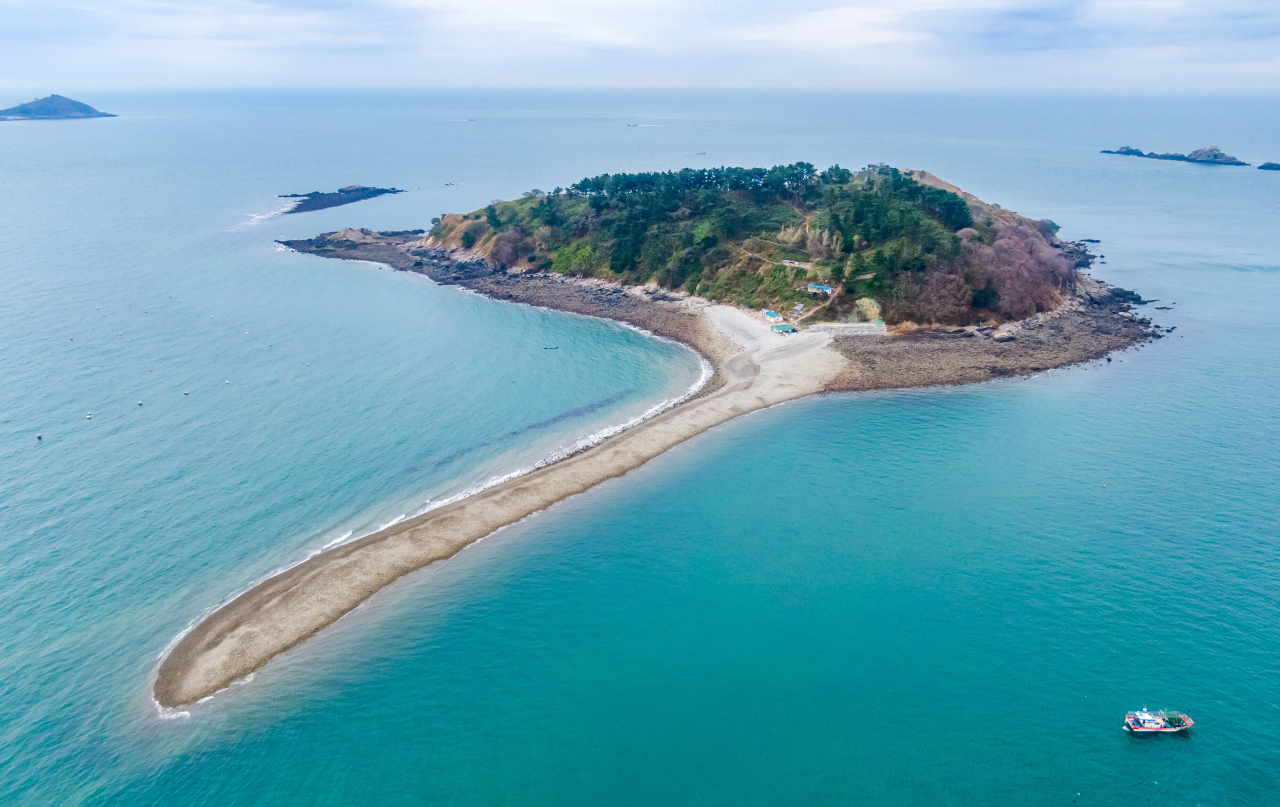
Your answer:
[154,234,1155,709]
[153,305,843,708]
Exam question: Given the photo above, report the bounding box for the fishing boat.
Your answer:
[1124,709,1193,734]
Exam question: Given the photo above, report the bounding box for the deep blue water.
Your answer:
[1,92,1278,804]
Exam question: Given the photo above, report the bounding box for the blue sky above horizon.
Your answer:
[2,0,1279,92]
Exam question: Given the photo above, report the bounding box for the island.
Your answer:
[1260,163,1280,171]
[153,164,1157,711]
[1102,145,1248,166]
[0,94,115,121]
[280,186,404,214]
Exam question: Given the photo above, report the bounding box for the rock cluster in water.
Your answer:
[280,186,404,214]
[1102,145,1249,166]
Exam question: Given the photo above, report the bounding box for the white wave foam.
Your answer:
[235,199,300,230]
[156,705,191,720]
[322,530,354,550]
[377,514,407,531]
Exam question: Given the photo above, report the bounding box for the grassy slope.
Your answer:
[428,164,1074,325]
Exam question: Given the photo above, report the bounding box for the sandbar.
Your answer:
[154,304,843,708]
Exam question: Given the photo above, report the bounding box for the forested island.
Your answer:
[425,164,1079,326]
[0,95,115,121]
[281,186,403,214]
[1102,146,1248,166]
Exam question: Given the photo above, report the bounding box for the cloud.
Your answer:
[723,5,933,49]
[386,0,669,48]
[0,0,1277,89]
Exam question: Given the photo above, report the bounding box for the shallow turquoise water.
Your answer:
[2,93,1278,804]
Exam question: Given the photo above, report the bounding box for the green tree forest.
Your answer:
[429,164,1075,324]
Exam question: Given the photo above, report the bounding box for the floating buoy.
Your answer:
[226,380,230,384]
[37,434,41,440]
[138,402,143,406]
[184,391,189,395]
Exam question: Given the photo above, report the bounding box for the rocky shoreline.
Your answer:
[278,229,1160,393]
[279,229,747,390]
[1102,145,1249,167]
[828,275,1158,391]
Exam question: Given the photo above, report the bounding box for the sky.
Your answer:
[2,0,1279,92]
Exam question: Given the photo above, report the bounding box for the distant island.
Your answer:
[280,186,403,214]
[154,163,1160,711]
[1102,145,1248,166]
[1260,163,1280,171]
[0,94,115,121]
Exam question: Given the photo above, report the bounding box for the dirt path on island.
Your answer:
[153,307,844,708]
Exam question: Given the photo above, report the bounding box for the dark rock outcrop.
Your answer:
[1102,145,1248,166]
[279,186,403,214]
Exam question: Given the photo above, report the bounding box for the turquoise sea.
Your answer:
[1,92,1278,804]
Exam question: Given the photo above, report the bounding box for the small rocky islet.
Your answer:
[1102,145,1249,166]
[280,186,403,214]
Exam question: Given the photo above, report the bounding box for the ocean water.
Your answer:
[1,92,1278,804]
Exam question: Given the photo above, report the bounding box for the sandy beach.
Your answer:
[153,303,844,708]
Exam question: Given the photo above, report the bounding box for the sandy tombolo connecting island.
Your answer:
[153,164,1159,709]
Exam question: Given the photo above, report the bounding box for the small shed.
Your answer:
[807,283,832,295]
[763,310,783,322]
[771,323,798,334]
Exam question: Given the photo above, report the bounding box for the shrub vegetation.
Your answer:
[428,164,1074,324]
